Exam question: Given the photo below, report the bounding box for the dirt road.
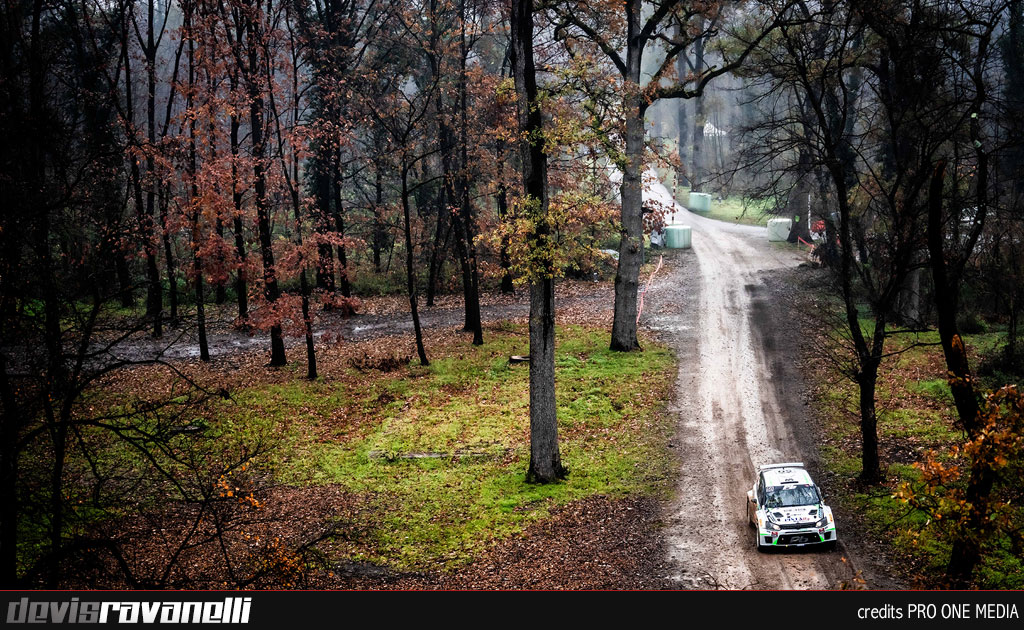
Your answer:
[642,183,860,589]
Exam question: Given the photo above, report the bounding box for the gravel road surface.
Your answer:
[642,182,861,589]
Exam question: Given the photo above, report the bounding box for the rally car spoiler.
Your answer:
[758,462,804,472]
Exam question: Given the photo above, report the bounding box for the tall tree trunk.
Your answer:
[610,0,644,352]
[159,187,179,324]
[193,223,209,362]
[826,148,883,484]
[332,171,350,298]
[675,22,689,191]
[124,16,161,337]
[313,145,336,292]
[187,16,208,362]
[690,22,706,194]
[230,107,249,325]
[289,174,317,379]
[927,161,989,588]
[426,182,449,307]
[372,165,386,273]
[787,147,813,244]
[247,17,285,367]
[512,0,565,483]
[458,0,482,345]
[496,182,514,294]
[144,0,160,332]
[300,271,316,378]
[401,162,428,366]
[214,215,226,305]
[857,360,881,483]
[114,245,133,309]
[929,21,994,581]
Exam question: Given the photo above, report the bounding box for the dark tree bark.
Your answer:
[114,248,134,309]
[186,11,208,362]
[123,11,162,338]
[312,146,337,293]
[425,180,450,307]
[674,21,689,191]
[214,215,227,305]
[142,0,161,331]
[457,0,482,345]
[689,21,706,193]
[512,0,565,483]
[786,147,813,244]
[609,2,645,352]
[229,101,249,325]
[332,171,351,298]
[372,164,387,273]
[192,220,210,363]
[927,163,992,591]
[496,180,514,294]
[926,162,987,587]
[242,8,285,366]
[159,187,179,324]
[401,162,429,366]
[273,28,318,379]
[553,3,779,354]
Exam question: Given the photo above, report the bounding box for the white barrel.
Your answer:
[664,225,692,249]
[767,218,792,242]
[688,192,712,212]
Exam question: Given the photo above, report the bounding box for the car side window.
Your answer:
[757,475,766,506]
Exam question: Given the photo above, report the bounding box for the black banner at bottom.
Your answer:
[3,589,1024,627]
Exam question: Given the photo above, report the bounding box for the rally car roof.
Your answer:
[760,463,813,486]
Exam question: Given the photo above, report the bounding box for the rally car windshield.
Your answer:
[764,484,820,508]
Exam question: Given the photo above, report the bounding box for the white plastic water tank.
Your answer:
[664,225,692,249]
[688,192,712,212]
[767,218,792,242]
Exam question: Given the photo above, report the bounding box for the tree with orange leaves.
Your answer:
[897,384,1024,588]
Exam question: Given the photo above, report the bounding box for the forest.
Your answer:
[1,0,1023,590]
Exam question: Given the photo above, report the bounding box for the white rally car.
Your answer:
[746,462,837,551]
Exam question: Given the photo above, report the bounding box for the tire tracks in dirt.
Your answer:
[643,186,860,590]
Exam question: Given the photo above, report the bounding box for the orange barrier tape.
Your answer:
[637,255,664,324]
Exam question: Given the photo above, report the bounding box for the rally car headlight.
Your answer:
[815,517,828,528]
[765,519,780,531]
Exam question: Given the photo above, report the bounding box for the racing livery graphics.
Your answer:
[746,463,837,550]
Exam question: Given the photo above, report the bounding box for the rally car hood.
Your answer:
[766,505,823,525]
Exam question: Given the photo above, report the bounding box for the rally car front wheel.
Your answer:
[753,524,766,553]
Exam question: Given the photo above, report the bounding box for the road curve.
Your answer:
[642,181,857,590]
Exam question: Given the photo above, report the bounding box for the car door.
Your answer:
[749,474,762,524]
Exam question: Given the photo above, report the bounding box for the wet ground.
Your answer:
[641,181,888,589]
[73,180,903,589]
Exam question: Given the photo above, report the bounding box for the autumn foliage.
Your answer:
[897,384,1024,577]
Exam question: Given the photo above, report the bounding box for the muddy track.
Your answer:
[642,183,862,590]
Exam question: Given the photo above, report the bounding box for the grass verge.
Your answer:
[809,322,1023,588]
[211,324,676,571]
[670,184,774,226]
